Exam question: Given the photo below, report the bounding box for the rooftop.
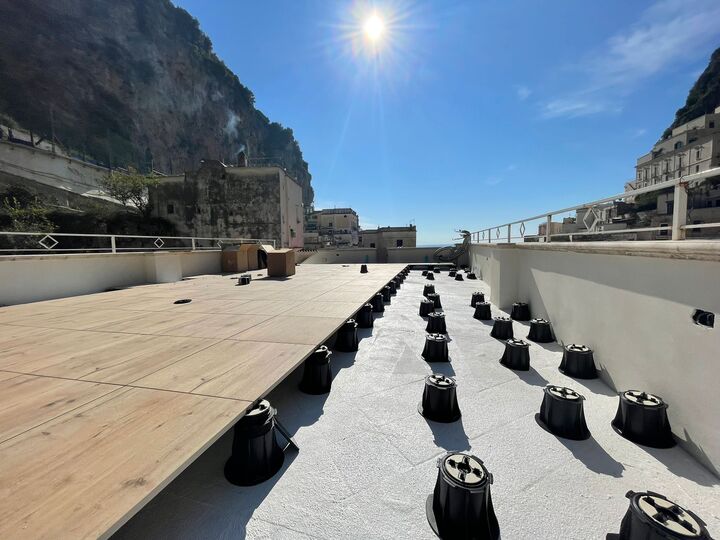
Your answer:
[110,270,719,539]
[0,258,718,539]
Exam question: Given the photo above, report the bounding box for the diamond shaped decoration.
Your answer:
[481,231,485,240]
[154,237,165,249]
[519,222,526,237]
[39,235,58,250]
[495,228,500,239]
[582,207,600,232]
[216,240,223,248]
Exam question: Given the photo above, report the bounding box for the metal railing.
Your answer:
[469,167,720,244]
[0,232,276,255]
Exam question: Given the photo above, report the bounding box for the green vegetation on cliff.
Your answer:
[0,0,313,204]
[663,47,720,138]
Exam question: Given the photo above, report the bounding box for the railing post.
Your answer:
[671,181,688,240]
[488,228,492,244]
[191,238,196,251]
[506,224,511,243]
[110,235,116,254]
[545,214,552,243]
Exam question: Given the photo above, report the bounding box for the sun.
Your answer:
[363,12,385,43]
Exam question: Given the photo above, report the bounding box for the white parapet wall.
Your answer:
[0,250,221,306]
[300,247,442,264]
[469,241,720,475]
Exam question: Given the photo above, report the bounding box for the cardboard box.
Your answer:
[239,244,261,270]
[221,247,248,273]
[266,249,296,277]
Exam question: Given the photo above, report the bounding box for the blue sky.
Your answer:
[174,0,720,244]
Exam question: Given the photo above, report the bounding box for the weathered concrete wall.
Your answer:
[0,250,222,305]
[469,241,720,475]
[151,162,301,246]
[280,170,304,248]
[0,140,115,201]
[301,249,377,264]
[300,247,440,264]
[387,247,438,263]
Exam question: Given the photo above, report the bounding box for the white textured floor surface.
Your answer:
[114,270,720,539]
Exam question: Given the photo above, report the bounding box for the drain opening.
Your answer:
[173,299,192,305]
[692,309,714,328]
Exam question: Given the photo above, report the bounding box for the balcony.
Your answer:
[0,247,718,538]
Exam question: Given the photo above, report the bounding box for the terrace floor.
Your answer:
[0,263,405,538]
[113,269,720,539]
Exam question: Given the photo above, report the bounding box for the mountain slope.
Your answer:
[663,46,720,138]
[0,0,313,203]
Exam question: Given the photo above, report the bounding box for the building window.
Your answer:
[674,141,684,150]
[658,223,669,237]
[696,165,700,173]
[370,242,375,248]
[710,121,715,128]
[167,204,174,214]
[396,239,403,247]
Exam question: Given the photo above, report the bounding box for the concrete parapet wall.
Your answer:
[469,241,720,475]
[300,247,441,264]
[0,250,222,305]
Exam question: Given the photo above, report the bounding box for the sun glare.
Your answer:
[363,13,385,43]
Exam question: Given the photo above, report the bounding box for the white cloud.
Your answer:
[515,85,532,101]
[632,128,647,138]
[485,176,503,186]
[541,0,720,119]
[542,99,621,119]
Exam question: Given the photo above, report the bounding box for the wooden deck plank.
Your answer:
[0,375,119,443]
[0,263,407,538]
[90,312,273,339]
[0,387,249,540]
[0,330,217,384]
[229,315,347,344]
[132,340,313,400]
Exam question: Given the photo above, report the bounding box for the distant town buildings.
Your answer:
[533,108,720,242]
[303,208,359,248]
[629,106,720,191]
[150,159,304,248]
[303,206,417,251]
[358,225,416,249]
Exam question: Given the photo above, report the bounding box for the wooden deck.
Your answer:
[0,263,405,539]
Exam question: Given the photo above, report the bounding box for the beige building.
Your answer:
[630,106,720,190]
[359,226,416,249]
[303,208,359,248]
[150,160,304,248]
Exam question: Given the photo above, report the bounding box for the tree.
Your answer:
[2,195,55,233]
[102,167,159,217]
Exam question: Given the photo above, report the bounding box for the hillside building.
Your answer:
[630,106,720,190]
[303,208,359,248]
[150,159,303,248]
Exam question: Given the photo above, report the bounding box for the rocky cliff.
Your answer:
[0,0,313,204]
[663,46,720,138]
